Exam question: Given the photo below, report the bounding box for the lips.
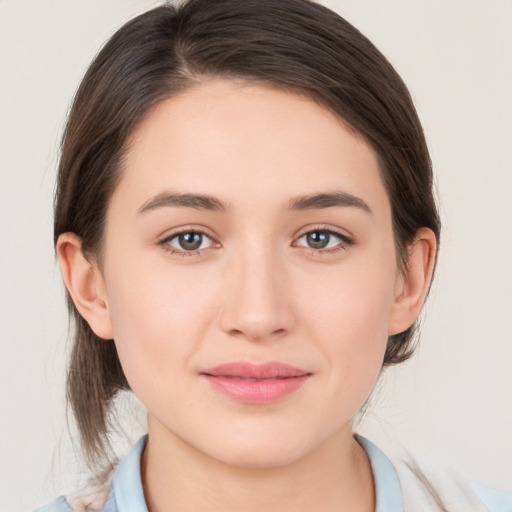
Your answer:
[201,361,311,380]
[201,362,312,404]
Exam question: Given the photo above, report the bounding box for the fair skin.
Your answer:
[57,79,436,512]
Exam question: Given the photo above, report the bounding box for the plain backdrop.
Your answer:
[0,1,511,510]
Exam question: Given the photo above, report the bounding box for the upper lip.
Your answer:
[201,361,311,379]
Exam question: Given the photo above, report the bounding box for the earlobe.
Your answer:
[56,233,113,340]
[388,228,437,336]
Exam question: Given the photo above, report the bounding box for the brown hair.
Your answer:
[54,0,441,467]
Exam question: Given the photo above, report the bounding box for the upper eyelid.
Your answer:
[294,225,354,242]
[160,225,217,242]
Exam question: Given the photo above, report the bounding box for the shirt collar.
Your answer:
[112,435,149,512]
[112,434,403,512]
[356,435,404,512]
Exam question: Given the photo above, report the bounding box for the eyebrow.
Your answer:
[137,190,371,215]
[288,191,371,213]
[138,192,229,214]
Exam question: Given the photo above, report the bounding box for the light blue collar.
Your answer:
[356,436,404,512]
[112,435,149,511]
[112,434,403,512]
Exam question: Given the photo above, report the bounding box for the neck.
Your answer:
[141,416,375,512]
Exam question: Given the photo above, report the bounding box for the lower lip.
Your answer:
[202,375,311,404]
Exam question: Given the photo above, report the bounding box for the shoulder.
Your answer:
[470,482,512,512]
[33,496,71,512]
[33,471,116,512]
[357,435,512,512]
[33,436,148,512]
[393,453,512,512]
[33,486,116,512]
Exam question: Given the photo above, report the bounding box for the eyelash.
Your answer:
[293,228,353,255]
[159,226,354,258]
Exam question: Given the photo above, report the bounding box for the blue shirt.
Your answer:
[34,435,512,512]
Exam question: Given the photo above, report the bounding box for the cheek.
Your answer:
[298,259,394,393]
[104,259,219,401]
[300,257,395,343]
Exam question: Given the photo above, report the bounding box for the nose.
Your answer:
[218,243,295,343]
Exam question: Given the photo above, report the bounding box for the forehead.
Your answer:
[115,78,388,216]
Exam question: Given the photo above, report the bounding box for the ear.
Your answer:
[56,233,113,340]
[388,227,437,336]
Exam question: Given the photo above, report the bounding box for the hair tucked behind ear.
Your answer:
[55,0,440,468]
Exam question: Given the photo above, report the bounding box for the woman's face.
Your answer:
[100,79,402,467]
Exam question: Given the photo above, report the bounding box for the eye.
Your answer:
[294,229,352,253]
[162,230,215,255]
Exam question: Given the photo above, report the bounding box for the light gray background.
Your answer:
[1,1,511,510]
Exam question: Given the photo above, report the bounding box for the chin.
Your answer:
[200,430,316,470]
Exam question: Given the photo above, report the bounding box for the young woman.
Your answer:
[34,0,511,511]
